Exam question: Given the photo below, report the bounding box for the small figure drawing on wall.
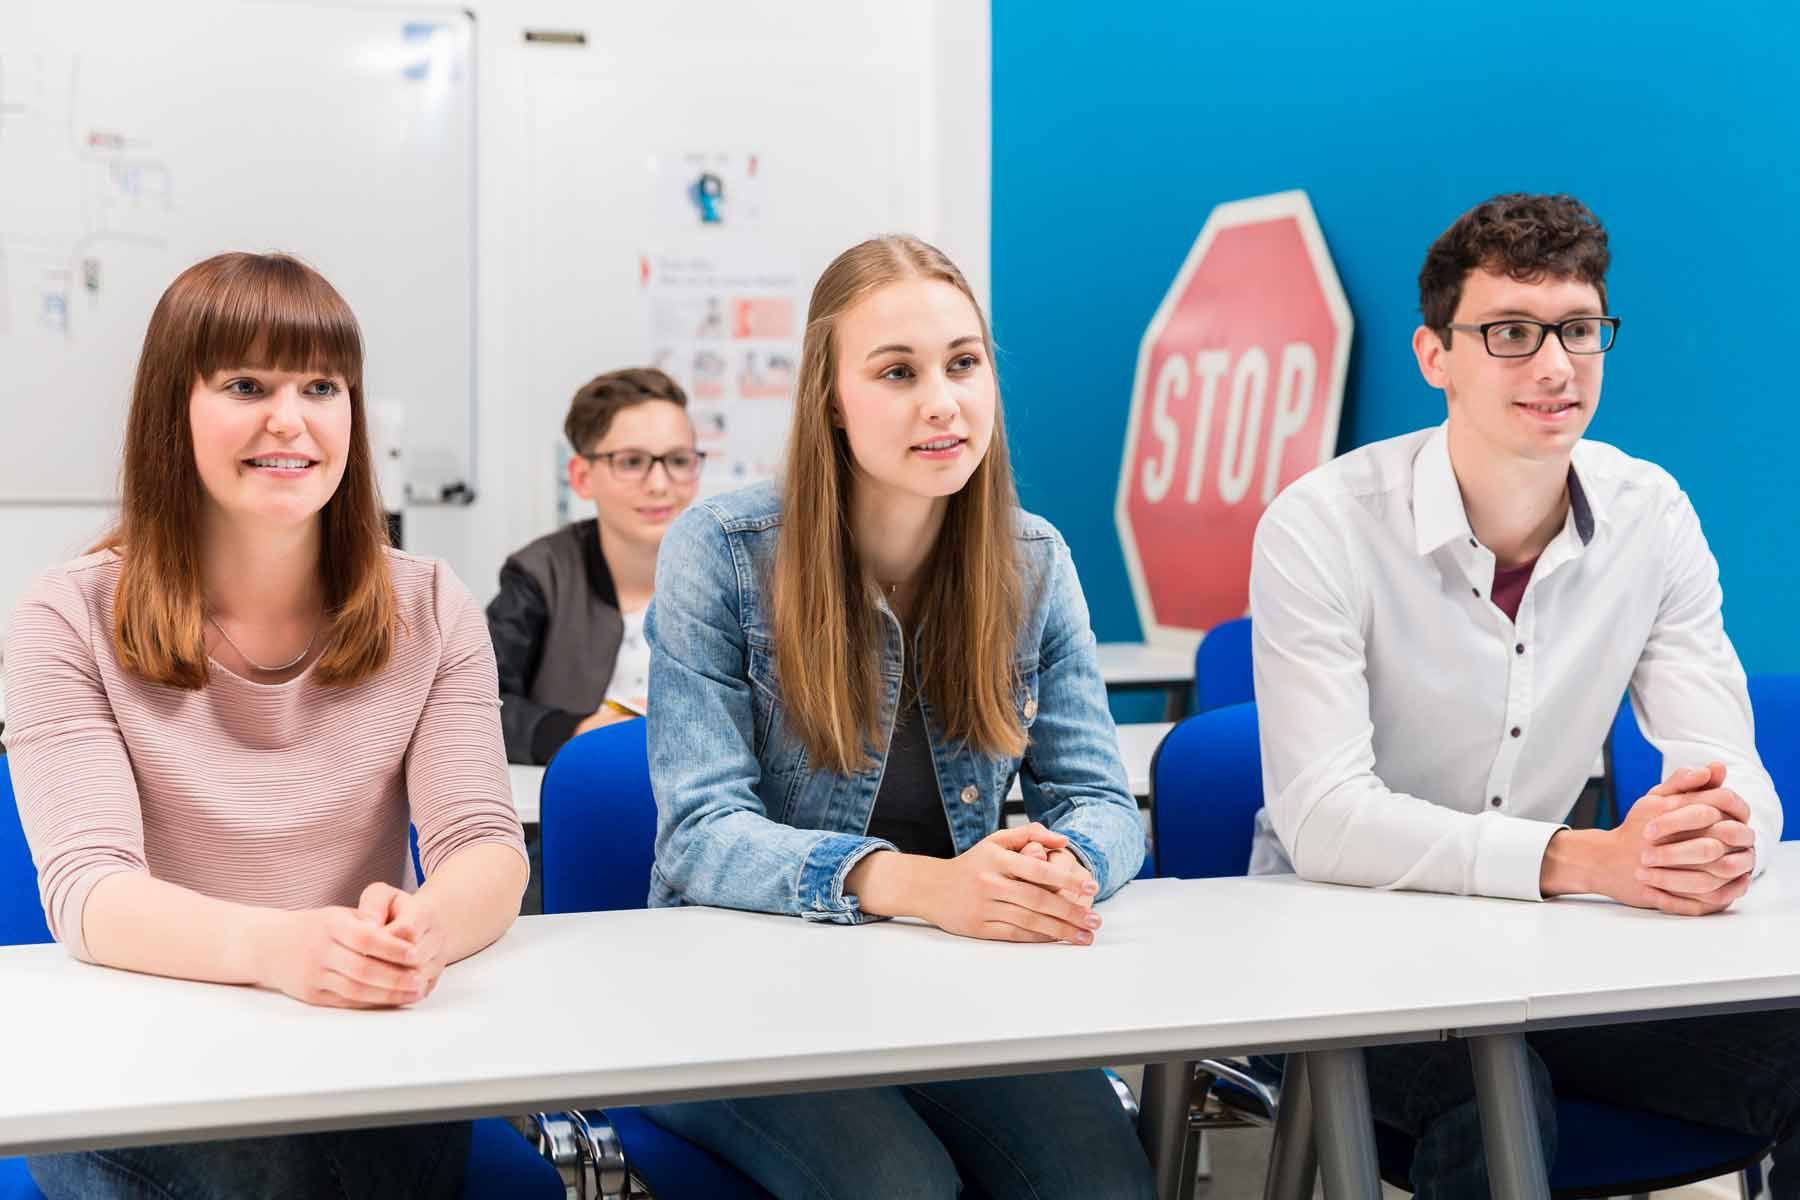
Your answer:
[689,171,724,223]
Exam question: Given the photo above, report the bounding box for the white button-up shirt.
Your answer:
[1249,423,1778,901]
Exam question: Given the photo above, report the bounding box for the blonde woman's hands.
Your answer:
[1020,840,1097,910]
[915,824,1101,944]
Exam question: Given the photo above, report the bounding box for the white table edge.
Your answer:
[0,1003,1521,1158]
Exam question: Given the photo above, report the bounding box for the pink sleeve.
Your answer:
[405,562,528,879]
[2,572,147,961]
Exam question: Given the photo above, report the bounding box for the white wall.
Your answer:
[0,0,989,640]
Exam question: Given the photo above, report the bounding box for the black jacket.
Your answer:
[485,520,624,764]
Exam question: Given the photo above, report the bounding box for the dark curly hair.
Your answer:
[564,366,688,454]
[1420,194,1610,347]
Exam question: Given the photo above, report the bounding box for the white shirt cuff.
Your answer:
[1475,814,1565,902]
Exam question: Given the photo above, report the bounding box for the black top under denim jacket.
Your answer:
[485,520,624,765]
[865,655,956,858]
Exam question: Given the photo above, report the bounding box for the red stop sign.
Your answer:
[1114,190,1352,644]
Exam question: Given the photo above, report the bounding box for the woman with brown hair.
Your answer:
[640,236,1153,1198]
[3,252,527,1198]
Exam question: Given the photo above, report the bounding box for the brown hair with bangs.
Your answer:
[100,251,395,688]
[772,235,1026,773]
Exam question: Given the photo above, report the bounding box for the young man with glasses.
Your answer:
[486,367,706,766]
[1251,193,1800,1195]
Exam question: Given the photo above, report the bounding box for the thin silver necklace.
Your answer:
[207,614,318,673]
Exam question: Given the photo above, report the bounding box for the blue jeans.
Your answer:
[645,1069,1155,1199]
[1365,1009,1800,1200]
[27,1120,469,1200]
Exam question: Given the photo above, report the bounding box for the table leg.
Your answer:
[1267,1057,1324,1200]
[1467,1033,1551,1200]
[1305,1046,1381,1200]
[1139,1058,1196,1200]
[1263,1054,1318,1200]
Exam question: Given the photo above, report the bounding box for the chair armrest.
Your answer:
[1195,1058,1280,1123]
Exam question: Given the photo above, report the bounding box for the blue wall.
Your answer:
[993,1,1800,679]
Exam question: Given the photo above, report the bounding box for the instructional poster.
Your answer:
[642,152,803,493]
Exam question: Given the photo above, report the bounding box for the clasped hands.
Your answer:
[851,823,1105,946]
[256,882,448,1009]
[1544,761,1757,915]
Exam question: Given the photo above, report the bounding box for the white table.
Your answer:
[1435,839,1800,1200]
[508,722,1177,825]
[10,855,1794,1196]
[508,763,545,825]
[1245,841,1800,1200]
[1096,642,1195,720]
[0,872,1532,1197]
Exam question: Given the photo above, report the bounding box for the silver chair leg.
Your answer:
[530,1112,593,1199]
[568,1109,631,1200]
[1264,1055,1318,1200]
[1467,1034,1551,1200]
[1141,1059,1199,1200]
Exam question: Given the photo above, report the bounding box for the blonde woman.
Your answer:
[641,237,1153,1198]
[4,253,527,1197]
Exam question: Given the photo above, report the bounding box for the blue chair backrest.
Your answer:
[540,719,656,914]
[1608,697,1657,827]
[1750,675,1800,833]
[1193,617,1254,714]
[1613,673,1800,835]
[1149,702,1262,878]
[0,757,54,946]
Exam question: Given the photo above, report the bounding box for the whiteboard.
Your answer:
[0,0,475,504]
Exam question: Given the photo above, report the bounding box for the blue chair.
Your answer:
[0,756,49,1200]
[0,757,563,1200]
[1148,704,1773,1198]
[539,719,774,1199]
[1191,616,1254,715]
[1614,673,1800,831]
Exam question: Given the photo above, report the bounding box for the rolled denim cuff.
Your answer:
[798,832,898,924]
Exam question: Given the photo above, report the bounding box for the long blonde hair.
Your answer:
[772,235,1026,773]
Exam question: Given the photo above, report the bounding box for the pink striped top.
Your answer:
[2,549,527,962]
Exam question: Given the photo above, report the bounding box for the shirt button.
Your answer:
[1515,643,1525,655]
[1468,537,1478,548]
[1023,698,1038,721]
[1511,727,1522,738]
[960,785,979,805]
[1491,796,1504,808]
[1471,587,1480,598]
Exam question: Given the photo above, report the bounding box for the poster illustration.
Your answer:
[641,152,802,493]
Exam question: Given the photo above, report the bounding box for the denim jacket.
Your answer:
[645,481,1144,922]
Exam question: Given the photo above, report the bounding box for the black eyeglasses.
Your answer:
[581,448,707,482]
[1445,316,1621,358]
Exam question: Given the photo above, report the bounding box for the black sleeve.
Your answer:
[485,563,588,765]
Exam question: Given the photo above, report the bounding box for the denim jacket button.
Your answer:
[1022,698,1038,721]
[959,785,979,804]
